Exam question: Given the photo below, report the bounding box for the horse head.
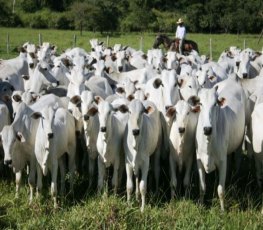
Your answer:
[153,34,163,48]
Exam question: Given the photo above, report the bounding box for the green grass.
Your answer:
[1,174,263,229]
[0,27,262,60]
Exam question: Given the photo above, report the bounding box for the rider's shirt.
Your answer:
[176,25,186,40]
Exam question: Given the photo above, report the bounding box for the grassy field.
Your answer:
[1,27,263,229]
[0,172,263,229]
[0,27,262,60]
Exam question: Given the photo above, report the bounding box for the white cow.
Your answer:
[29,61,59,94]
[31,106,76,208]
[166,100,200,198]
[195,79,246,211]
[92,97,128,194]
[196,62,228,88]
[250,92,263,214]
[69,90,100,188]
[2,94,67,202]
[121,99,162,212]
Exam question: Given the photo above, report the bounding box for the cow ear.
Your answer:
[116,87,125,94]
[70,95,81,105]
[217,97,226,107]
[22,75,30,80]
[87,107,98,116]
[127,95,134,101]
[12,94,22,102]
[191,105,200,113]
[145,106,154,114]
[177,78,184,87]
[31,112,42,119]
[94,96,103,105]
[162,57,167,63]
[209,75,216,81]
[16,132,26,143]
[153,78,163,89]
[166,107,176,118]
[142,54,147,60]
[118,104,129,113]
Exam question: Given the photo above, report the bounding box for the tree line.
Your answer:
[1,0,262,34]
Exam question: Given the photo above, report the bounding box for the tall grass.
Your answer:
[0,27,262,60]
[0,168,263,229]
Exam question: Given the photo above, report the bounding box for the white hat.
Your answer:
[177,18,184,24]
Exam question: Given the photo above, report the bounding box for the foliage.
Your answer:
[2,0,262,33]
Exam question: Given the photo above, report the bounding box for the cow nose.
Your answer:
[203,127,212,136]
[4,159,12,166]
[101,127,106,132]
[29,63,34,69]
[242,73,248,78]
[132,129,140,136]
[118,66,123,72]
[83,114,89,121]
[178,127,185,133]
[48,133,54,139]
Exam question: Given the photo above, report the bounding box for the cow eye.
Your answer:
[188,85,192,88]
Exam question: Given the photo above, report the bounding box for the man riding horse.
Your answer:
[152,19,199,55]
[175,18,186,54]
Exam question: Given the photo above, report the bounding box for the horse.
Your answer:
[153,34,199,54]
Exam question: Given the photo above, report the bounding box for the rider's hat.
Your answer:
[177,18,184,24]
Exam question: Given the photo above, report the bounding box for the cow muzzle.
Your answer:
[242,73,248,78]
[100,127,106,133]
[203,127,212,136]
[83,114,89,121]
[48,133,54,139]
[4,159,12,166]
[118,66,123,72]
[132,129,140,136]
[178,127,185,134]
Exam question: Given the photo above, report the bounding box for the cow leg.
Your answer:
[184,156,193,198]
[58,157,65,196]
[98,158,106,194]
[15,171,22,199]
[51,161,58,208]
[68,153,76,194]
[126,163,133,204]
[153,149,161,193]
[28,158,37,204]
[88,156,96,189]
[197,159,206,205]
[112,160,119,194]
[218,159,227,212]
[36,164,43,199]
[169,152,177,199]
[135,175,140,201]
[140,158,149,212]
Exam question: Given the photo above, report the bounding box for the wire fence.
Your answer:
[0,32,260,60]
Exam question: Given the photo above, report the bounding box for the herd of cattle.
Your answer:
[0,39,263,213]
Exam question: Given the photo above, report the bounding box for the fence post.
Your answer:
[73,34,77,47]
[6,33,10,55]
[243,39,246,50]
[38,33,42,46]
[106,35,109,47]
[209,38,212,61]
[139,36,143,51]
